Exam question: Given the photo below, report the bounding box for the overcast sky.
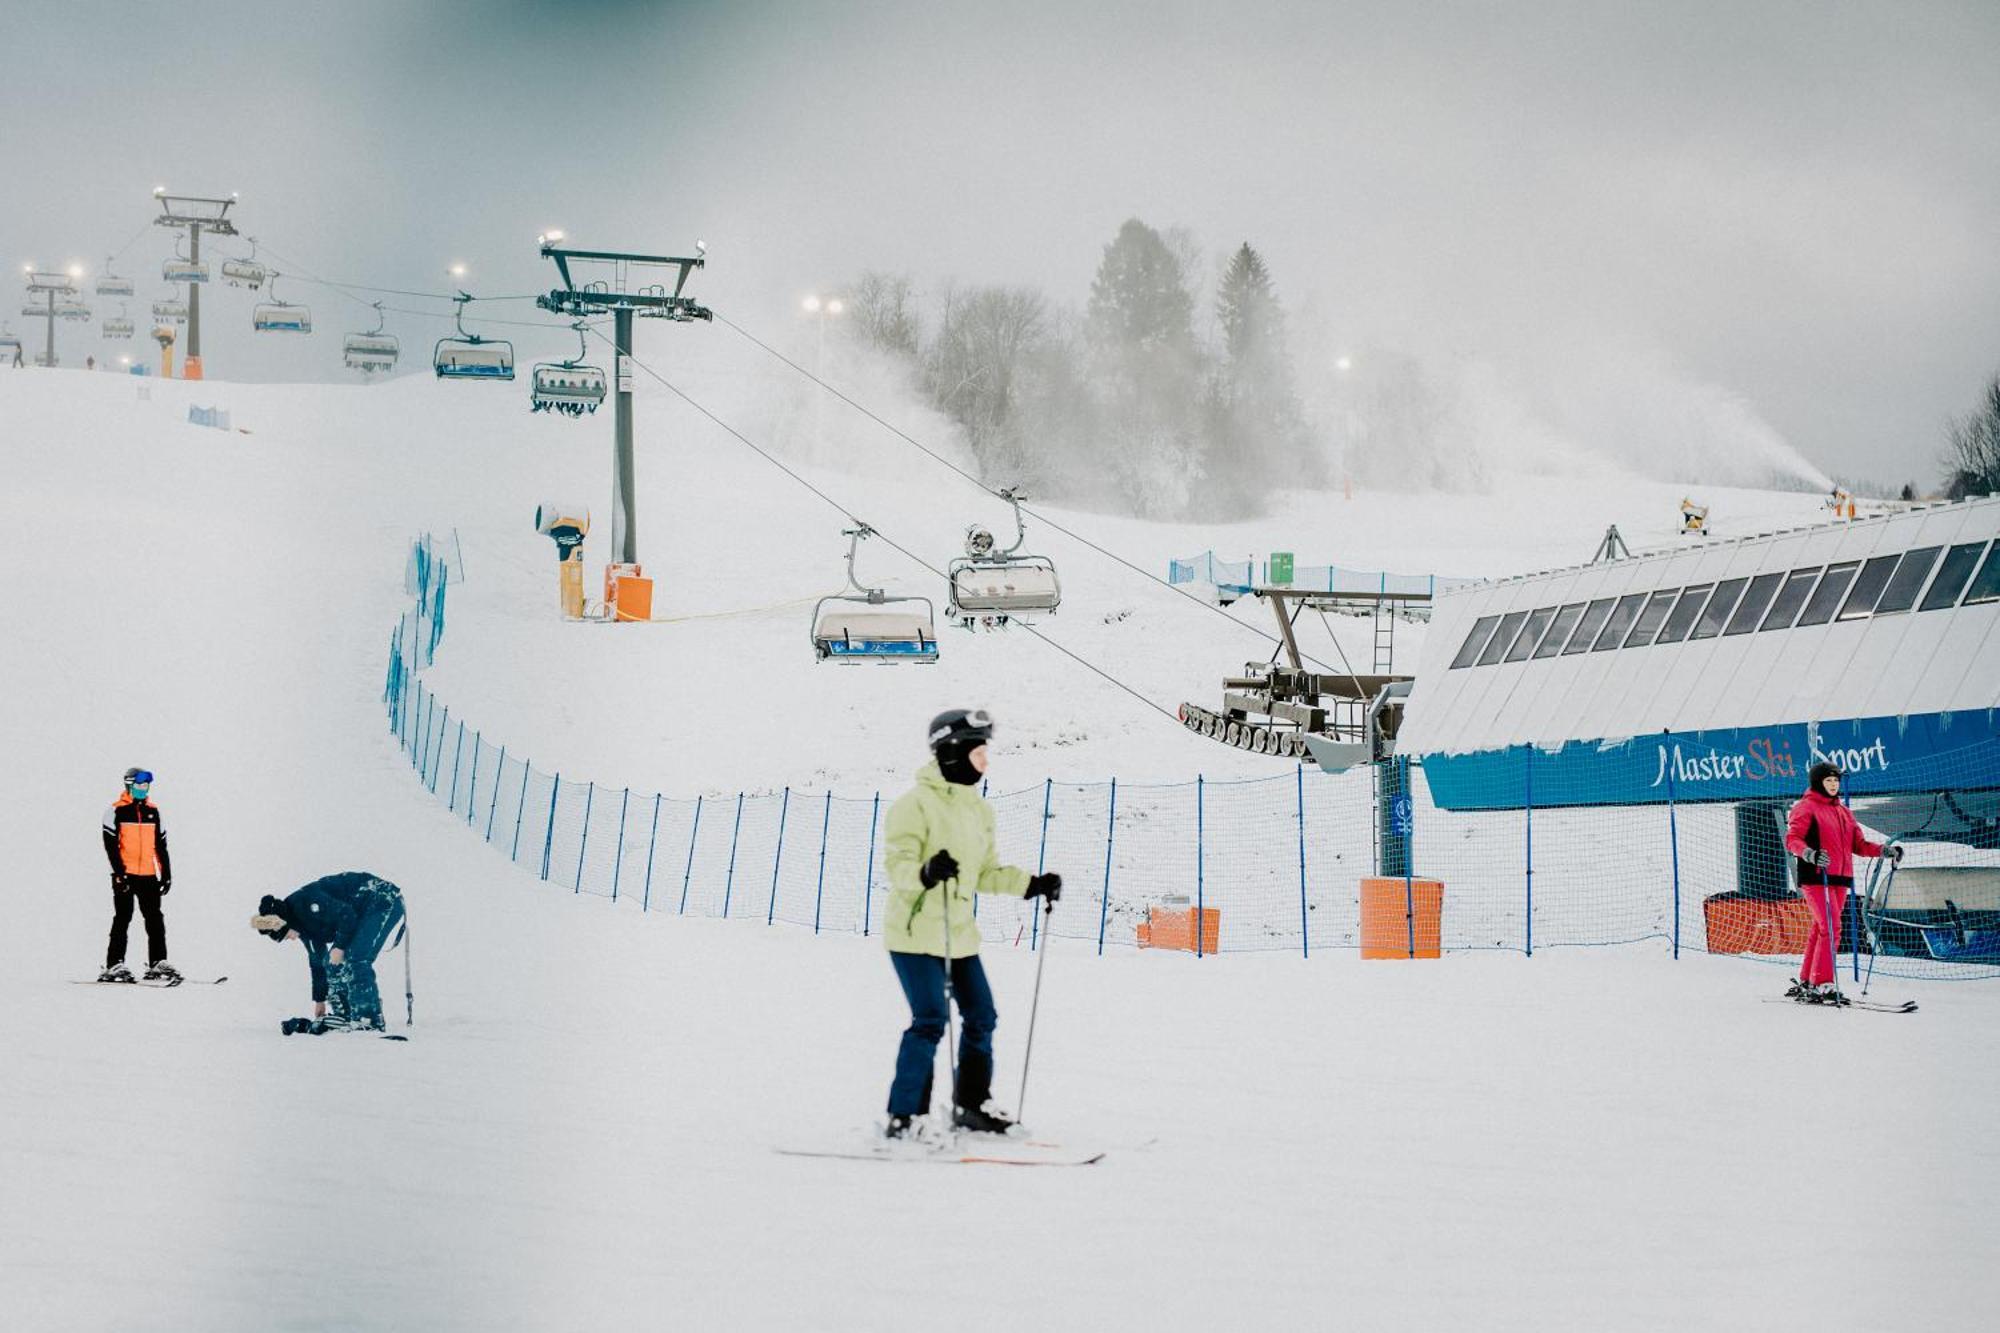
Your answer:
[4,0,1995,486]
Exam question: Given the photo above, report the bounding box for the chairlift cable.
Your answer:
[590,327,1180,726]
[714,314,1338,673]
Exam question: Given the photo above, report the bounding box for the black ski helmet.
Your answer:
[927,708,994,752]
[1808,761,1842,795]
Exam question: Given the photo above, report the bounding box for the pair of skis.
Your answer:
[1763,994,1918,1013]
[74,974,227,989]
[777,1130,1103,1168]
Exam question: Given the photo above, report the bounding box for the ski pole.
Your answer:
[1862,856,1897,997]
[939,874,957,1141]
[402,911,414,1028]
[1017,898,1055,1123]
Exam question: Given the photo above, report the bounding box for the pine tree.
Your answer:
[1082,219,1204,515]
[1212,242,1312,506]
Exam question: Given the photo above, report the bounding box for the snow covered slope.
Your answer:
[2,364,1990,1331]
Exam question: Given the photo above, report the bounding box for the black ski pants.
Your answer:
[107,876,168,968]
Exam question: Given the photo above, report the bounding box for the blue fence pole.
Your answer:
[410,682,424,770]
[813,790,831,935]
[1195,775,1206,960]
[863,793,880,937]
[1097,778,1117,957]
[1402,754,1416,959]
[486,745,506,842]
[1296,765,1309,959]
[1525,746,1534,958]
[541,774,563,882]
[679,794,704,915]
[721,793,745,918]
[611,788,630,903]
[429,707,450,794]
[641,793,662,912]
[447,719,464,808]
[1665,732,1682,960]
[767,787,791,925]
[466,732,481,826]
[1032,778,1052,951]
[510,761,532,861]
[573,781,595,893]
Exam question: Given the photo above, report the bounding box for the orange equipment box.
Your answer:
[1137,905,1220,953]
[605,563,653,622]
[1360,877,1443,959]
[1702,894,1813,955]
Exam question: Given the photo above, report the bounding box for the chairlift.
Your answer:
[103,315,135,340]
[95,259,133,298]
[0,326,21,356]
[163,259,208,284]
[251,272,312,333]
[21,302,46,319]
[945,487,1062,626]
[433,292,514,380]
[151,297,188,324]
[56,299,92,323]
[811,525,939,663]
[530,322,607,416]
[343,301,399,374]
[221,237,267,290]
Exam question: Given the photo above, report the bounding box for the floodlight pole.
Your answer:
[536,241,712,569]
[152,191,238,380]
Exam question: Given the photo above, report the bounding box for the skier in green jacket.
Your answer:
[882,708,1063,1137]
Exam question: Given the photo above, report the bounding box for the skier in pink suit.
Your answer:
[1783,762,1900,1005]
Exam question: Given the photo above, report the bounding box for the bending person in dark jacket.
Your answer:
[250,872,407,1030]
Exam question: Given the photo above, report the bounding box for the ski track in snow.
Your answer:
[1,366,1990,1331]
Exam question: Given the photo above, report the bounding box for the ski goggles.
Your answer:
[930,710,995,745]
[125,769,154,787]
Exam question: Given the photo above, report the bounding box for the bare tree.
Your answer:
[845,271,921,358]
[1943,370,2000,498]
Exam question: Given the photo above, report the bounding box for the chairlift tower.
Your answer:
[23,269,78,368]
[534,234,712,566]
[151,187,239,380]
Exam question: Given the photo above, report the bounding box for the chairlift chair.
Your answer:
[103,316,135,339]
[811,525,940,663]
[163,259,209,284]
[221,238,267,290]
[433,292,514,380]
[56,299,92,323]
[251,272,312,333]
[530,322,607,416]
[945,487,1062,625]
[95,260,133,298]
[343,301,399,374]
[0,326,21,357]
[151,297,187,324]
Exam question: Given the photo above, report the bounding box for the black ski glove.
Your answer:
[1886,843,1904,863]
[919,849,959,889]
[1025,873,1062,903]
[111,872,129,893]
[1809,849,1830,869]
[159,879,172,896]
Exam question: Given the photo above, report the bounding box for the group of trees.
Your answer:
[1944,373,2000,499]
[841,219,1315,518]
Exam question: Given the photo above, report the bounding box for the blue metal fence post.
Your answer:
[540,774,563,882]
[573,781,596,893]
[410,682,425,770]
[1402,754,1416,959]
[863,793,881,937]
[679,795,704,915]
[1097,779,1117,956]
[1195,775,1206,960]
[1665,730,1682,960]
[429,707,451,794]
[1032,779,1052,951]
[813,790,831,935]
[466,732,481,826]
[641,794,662,912]
[447,719,464,808]
[510,762,532,861]
[611,788,630,903]
[488,740,508,836]
[767,787,791,925]
[1525,745,1535,958]
[721,793,745,917]
[1296,765,1309,959]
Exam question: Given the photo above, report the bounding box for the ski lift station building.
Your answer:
[1395,496,2000,822]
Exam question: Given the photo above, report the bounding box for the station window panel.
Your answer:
[1562,598,1615,655]
[1918,541,1988,611]
[1794,561,1859,626]
[1961,543,2000,606]
[1690,578,1747,640]
[1723,572,1783,635]
[1449,615,1502,669]
[1476,610,1530,666]
[1591,593,1648,651]
[1837,554,1902,620]
[1872,547,1940,615]
[1621,589,1680,647]
[1654,584,1713,644]
[1758,567,1824,631]
[1504,606,1557,662]
[1533,603,1587,659]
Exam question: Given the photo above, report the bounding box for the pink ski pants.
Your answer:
[1798,884,1849,986]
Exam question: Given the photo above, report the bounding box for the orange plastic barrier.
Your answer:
[1703,894,1813,955]
[605,563,654,622]
[1360,877,1443,959]
[1137,906,1220,953]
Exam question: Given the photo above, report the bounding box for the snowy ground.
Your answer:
[2,363,1991,1331]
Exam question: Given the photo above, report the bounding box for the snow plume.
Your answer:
[1311,341,1834,494]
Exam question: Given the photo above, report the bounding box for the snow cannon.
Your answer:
[534,504,589,619]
